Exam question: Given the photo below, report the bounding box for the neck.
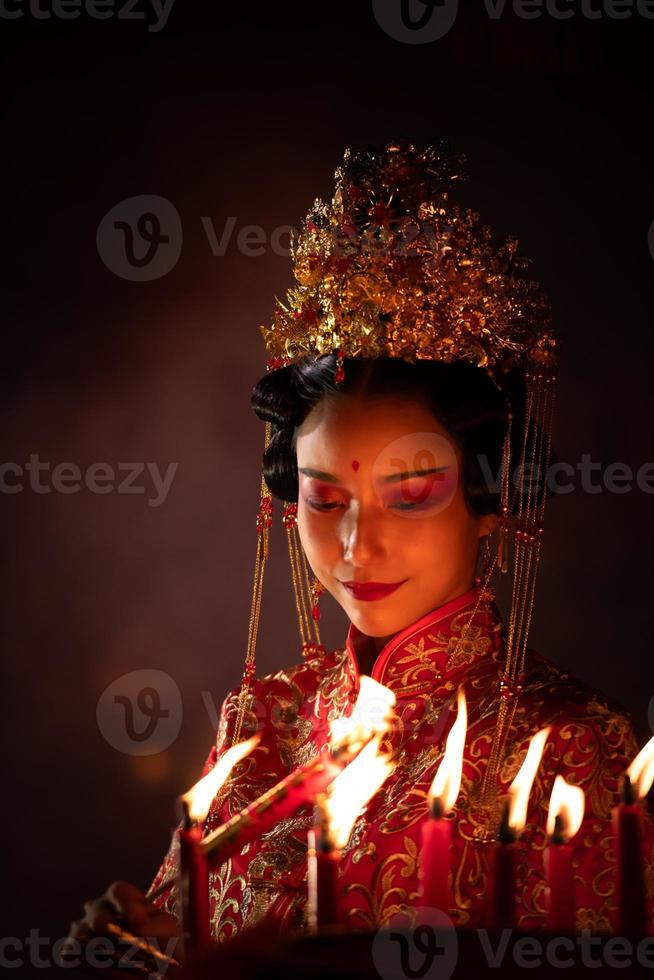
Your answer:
[349,631,389,676]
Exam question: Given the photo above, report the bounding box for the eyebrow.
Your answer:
[298,466,450,485]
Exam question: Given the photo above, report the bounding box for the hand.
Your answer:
[68,880,179,943]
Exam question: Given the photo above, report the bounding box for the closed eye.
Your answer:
[306,499,344,512]
[388,500,422,511]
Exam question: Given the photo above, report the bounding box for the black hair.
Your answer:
[250,354,548,516]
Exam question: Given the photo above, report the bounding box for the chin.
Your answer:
[346,604,404,638]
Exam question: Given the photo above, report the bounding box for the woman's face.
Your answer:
[295,393,497,640]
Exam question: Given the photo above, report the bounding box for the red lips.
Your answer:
[340,579,408,601]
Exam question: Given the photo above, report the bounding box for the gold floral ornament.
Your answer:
[260,139,557,387]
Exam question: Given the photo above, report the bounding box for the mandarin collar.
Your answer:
[344,584,503,694]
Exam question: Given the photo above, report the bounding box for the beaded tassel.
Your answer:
[283,502,325,660]
[231,423,273,748]
[476,371,557,834]
[497,410,513,576]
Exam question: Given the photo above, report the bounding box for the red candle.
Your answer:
[487,802,517,930]
[486,727,552,931]
[545,819,575,933]
[307,736,395,932]
[178,805,211,957]
[307,819,341,930]
[419,687,467,916]
[545,776,585,933]
[420,799,453,914]
[614,775,647,937]
[174,736,261,955]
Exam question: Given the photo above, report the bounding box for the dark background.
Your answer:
[1,1,653,966]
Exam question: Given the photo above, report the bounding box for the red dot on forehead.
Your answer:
[351,460,360,472]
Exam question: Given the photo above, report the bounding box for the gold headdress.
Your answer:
[235,140,557,836]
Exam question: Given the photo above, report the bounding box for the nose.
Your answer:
[340,503,387,568]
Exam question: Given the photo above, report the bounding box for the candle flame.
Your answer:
[507,726,551,833]
[324,733,395,849]
[427,687,467,814]
[182,735,260,823]
[546,774,585,841]
[329,675,396,752]
[626,733,654,801]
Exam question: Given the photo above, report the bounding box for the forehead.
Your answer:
[294,394,453,459]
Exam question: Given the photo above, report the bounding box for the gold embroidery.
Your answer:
[209,858,247,943]
[344,835,421,928]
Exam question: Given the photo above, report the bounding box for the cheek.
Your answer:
[296,503,337,563]
[397,489,477,554]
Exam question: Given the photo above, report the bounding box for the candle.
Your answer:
[176,734,260,956]
[178,801,211,956]
[614,735,654,937]
[421,797,454,913]
[545,775,585,933]
[487,726,551,931]
[307,733,395,932]
[307,797,341,930]
[419,687,467,915]
[487,801,518,931]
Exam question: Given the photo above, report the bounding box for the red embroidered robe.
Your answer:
[148,585,654,939]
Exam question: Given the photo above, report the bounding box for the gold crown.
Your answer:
[260,140,556,385]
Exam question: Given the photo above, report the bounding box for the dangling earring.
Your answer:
[310,576,324,622]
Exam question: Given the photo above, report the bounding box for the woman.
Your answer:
[72,141,654,947]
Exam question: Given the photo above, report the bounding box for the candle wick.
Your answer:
[430,796,445,820]
[623,773,636,806]
[180,798,195,831]
[550,811,567,845]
